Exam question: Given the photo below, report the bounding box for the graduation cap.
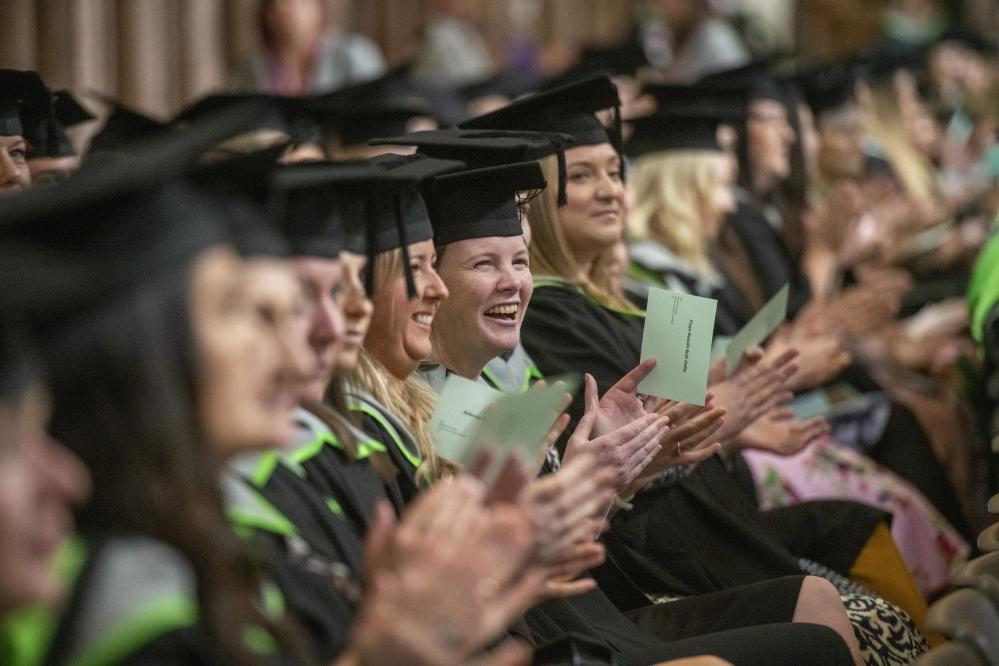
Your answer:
[539,40,650,94]
[368,128,573,169]
[53,90,95,128]
[175,92,322,147]
[87,99,171,153]
[935,28,998,57]
[304,65,434,148]
[367,153,465,296]
[423,161,546,245]
[624,113,722,158]
[459,70,542,105]
[639,82,748,122]
[460,75,622,205]
[271,155,463,297]
[28,89,98,158]
[577,40,650,78]
[0,100,269,332]
[793,61,859,119]
[190,145,291,257]
[0,70,62,157]
[856,42,928,84]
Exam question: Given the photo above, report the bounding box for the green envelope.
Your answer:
[429,375,504,463]
[430,373,578,477]
[725,283,789,376]
[638,287,717,405]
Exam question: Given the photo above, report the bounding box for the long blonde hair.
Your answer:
[347,248,457,483]
[628,150,727,276]
[858,78,943,202]
[528,154,637,312]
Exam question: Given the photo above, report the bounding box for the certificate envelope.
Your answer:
[638,287,717,405]
[725,283,789,376]
[429,374,578,473]
[429,375,504,464]
[472,375,579,471]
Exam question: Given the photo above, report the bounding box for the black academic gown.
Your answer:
[41,532,303,666]
[520,279,884,597]
[726,197,811,320]
[363,368,859,665]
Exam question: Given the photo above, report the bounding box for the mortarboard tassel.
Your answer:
[364,196,378,297]
[556,146,567,207]
[611,102,627,183]
[396,193,417,299]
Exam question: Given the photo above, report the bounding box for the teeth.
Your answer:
[413,313,434,325]
[485,304,519,315]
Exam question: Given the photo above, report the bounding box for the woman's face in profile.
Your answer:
[0,386,89,614]
[192,247,299,454]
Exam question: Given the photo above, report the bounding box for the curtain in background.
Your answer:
[0,0,633,119]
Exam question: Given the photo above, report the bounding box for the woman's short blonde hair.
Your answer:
[628,150,727,276]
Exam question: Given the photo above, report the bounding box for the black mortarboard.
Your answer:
[625,113,721,157]
[857,42,928,84]
[460,75,622,205]
[32,89,96,158]
[538,41,649,94]
[423,161,546,245]
[87,99,171,153]
[640,82,748,122]
[367,153,465,296]
[305,65,434,148]
[459,71,542,105]
[175,92,321,146]
[461,74,620,147]
[268,160,378,260]
[190,145,291,257]
[577,40,650,78]
[0,244,83,404]
[0,70,61,155]
[52,90,95,128]
[794,61,859,119]
[935,28,998,57]
[0,101,267,331]
[269,156,463,297]
[368,128,573,168]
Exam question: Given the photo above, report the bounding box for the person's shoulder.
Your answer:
[62,536,199,665]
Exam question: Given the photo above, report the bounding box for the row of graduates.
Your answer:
[0,60,980,664]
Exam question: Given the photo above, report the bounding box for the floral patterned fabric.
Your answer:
[743,439,969,596]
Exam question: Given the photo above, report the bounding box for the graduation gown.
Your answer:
[413,356,853,665]
[520,277,884,597]
[35,533,298,666]
[725,194,811,320]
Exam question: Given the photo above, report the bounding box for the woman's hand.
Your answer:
[629,401,726,489]
[769,327,851,392]
[707,347,797,441]
[518,452,616,563]
[562,371,668,492]
[731,408,830,456]
[355,484,545,665]
[590,359,660,438]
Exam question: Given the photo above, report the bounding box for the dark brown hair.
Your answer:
[45,261,308,664]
